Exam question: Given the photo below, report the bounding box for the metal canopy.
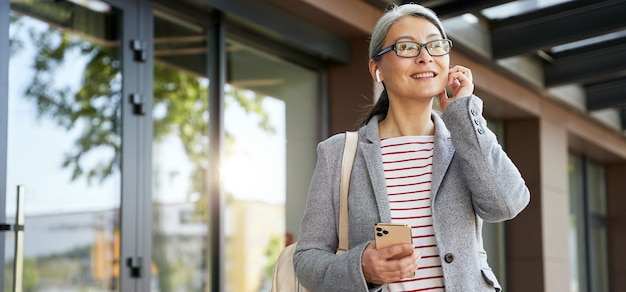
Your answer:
[367,0,626,131]
[545,36,626,87]
[490,0,626,58]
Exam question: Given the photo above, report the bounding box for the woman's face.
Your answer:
[376,16,450,102]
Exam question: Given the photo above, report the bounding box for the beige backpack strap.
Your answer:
[337,131,358,255]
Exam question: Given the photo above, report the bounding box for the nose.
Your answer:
[415,47,433,64]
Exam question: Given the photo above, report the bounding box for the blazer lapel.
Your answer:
[360,117,392,223]
[430,113,454,201]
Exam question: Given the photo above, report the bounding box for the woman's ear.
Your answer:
[368,59,381,83]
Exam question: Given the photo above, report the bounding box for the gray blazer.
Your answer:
[294,95,530,292]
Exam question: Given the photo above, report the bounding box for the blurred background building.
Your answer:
[1,0,624,291]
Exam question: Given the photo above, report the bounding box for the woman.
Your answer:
[293,4,530,292]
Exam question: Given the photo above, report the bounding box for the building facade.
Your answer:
[1,0,625,291]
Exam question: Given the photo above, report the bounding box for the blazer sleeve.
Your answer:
[293,135,375,292]
[441,95,530,222]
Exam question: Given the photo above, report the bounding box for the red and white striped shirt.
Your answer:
[381,136,445,292]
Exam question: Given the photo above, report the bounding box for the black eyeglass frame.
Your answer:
[375,39,453,58]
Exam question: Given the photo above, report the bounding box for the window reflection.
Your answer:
[569,155,609,292]
[585,161,609,292]
[569,155,586,292]
[6,0,122,290]
[151,7,320,290]
[152,9,210,292]
[224,39,318,292]
[223,84,286,292]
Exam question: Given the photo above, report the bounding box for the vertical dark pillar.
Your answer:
[208,9,226,292]
[505,119,545,291]
[328,39,372,135]
[606,163,626,292]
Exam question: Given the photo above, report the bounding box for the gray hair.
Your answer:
[369,4,447,60]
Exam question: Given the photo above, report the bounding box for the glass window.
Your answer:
[569,154,587,292]
[151,8,209,291]
[223,38,319,292]
[6,0,122,290]
[585,161,609,292]
[150,8,321,292]
[569,154,609,292]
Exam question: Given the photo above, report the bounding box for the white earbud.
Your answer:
[375,70,381,83]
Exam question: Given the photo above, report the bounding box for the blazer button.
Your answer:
[444,253,454,263]
[470,108,478,116]
[477,128,484,134]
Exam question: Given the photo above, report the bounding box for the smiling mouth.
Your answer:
[411,72,435,79]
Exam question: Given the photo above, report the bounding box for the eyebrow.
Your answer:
[392,33,442,43]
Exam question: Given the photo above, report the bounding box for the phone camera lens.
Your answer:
[376,232,383,237]
[376,227,382,232]
[383,230,389,235]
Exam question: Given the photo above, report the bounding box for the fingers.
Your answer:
[380,243,414,260]
[362,242,420,284]
[449,65,474,82]
[439,65,474,112]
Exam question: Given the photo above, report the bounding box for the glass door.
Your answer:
[151,6,211,291]
[223,37,320,292]
[2,0,151,290]
[148,4,323,291]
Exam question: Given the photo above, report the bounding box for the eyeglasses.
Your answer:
[375,39,452,58]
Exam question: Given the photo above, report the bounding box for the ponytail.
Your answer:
[355,89,390,128]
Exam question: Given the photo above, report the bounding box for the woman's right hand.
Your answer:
[361,241,420,284]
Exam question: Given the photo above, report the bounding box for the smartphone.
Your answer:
[374,223,413,259]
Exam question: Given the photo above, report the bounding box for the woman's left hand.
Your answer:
[438,65,474,112]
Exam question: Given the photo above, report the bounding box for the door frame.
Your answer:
[0,0,154,290]
[111,0,154,290]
